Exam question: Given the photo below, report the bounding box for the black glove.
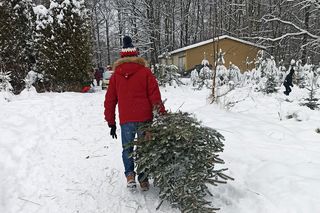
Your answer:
[109,125,117,139]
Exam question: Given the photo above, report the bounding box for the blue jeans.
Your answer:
[121,122,147,182]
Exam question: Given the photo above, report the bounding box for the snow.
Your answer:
[33,5,53,30]
[56,13,64,21]
[168,35,266,55]
[201,59,210,66]
[33,5,48,17]
[49,1,59,10]
[1,83,320,213]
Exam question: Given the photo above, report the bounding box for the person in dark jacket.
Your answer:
[104,36,165,191]
[95,67,103,86]
[283,67,295,96]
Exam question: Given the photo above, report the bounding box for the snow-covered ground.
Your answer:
[1,83,320,213]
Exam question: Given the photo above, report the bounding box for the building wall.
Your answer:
[218,39,261,72]
[175,38,262,72]
[185,43,214,71]
[171,52,187,71]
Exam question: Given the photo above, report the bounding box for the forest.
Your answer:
[1,0,319,93]
[86,0,320,67]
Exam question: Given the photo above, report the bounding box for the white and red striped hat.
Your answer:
[120,36,139,58]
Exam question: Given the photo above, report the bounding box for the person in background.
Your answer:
[88,68,95,87]
[104,36,166,191]
[283,60,296,96]
[95,67,103,86]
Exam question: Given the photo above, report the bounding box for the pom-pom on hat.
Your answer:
[120,36,139,58]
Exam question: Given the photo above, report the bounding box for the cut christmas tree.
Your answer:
[132,111,233,213]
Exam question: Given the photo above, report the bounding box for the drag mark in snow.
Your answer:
[18,197,41,206]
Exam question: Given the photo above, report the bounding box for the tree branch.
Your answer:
[262,17,319,40]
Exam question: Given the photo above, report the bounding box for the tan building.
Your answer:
[160,35,266,73]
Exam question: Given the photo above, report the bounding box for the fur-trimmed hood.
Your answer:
[113,57,147,70]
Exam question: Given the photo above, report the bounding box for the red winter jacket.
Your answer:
[104,57,165,126]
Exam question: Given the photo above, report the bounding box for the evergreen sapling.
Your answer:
[153,64,183,87]
[0,65,13,101]
[300,66,319,110]
[262,57,279,94]
[197,60,213,90]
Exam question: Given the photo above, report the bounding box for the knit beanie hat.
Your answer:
[120,36,139,58]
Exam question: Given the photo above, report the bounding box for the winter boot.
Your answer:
[139,180,150,191]
[126,174,136,189]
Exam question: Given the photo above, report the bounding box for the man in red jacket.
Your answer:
[104,36,165,191]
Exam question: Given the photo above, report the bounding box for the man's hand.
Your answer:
[109,125,117,139]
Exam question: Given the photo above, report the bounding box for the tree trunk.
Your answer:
[94,5,101,67]
[302,5,310,64]
[211,1,218,103]
[105,19,111,65]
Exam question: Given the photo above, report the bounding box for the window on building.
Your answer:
[178,56,186,71]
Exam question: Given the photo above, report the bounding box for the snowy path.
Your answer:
[1,92,178,213]
[1,86,320,213]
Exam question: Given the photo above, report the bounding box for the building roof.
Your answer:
[167,35,266,56]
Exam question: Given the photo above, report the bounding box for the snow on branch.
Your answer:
[248,16,319,43]
[292,0,320,11]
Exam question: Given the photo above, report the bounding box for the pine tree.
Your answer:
[215,65,228,87]
[132,112,233,213]
[24,70,43,91]
[190,68,199,87]
[300,66,319,110]
[227,63,241,86]
[36,0,91,92]
[197,59,213,90]
[153,64,183,87]
[0,60,13,102]
[260,57,279,94]
[294,60,307,88]
[278,59,287,84]
[263,73,278,94]
[255,50,267,78]
[0,0,35,94]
